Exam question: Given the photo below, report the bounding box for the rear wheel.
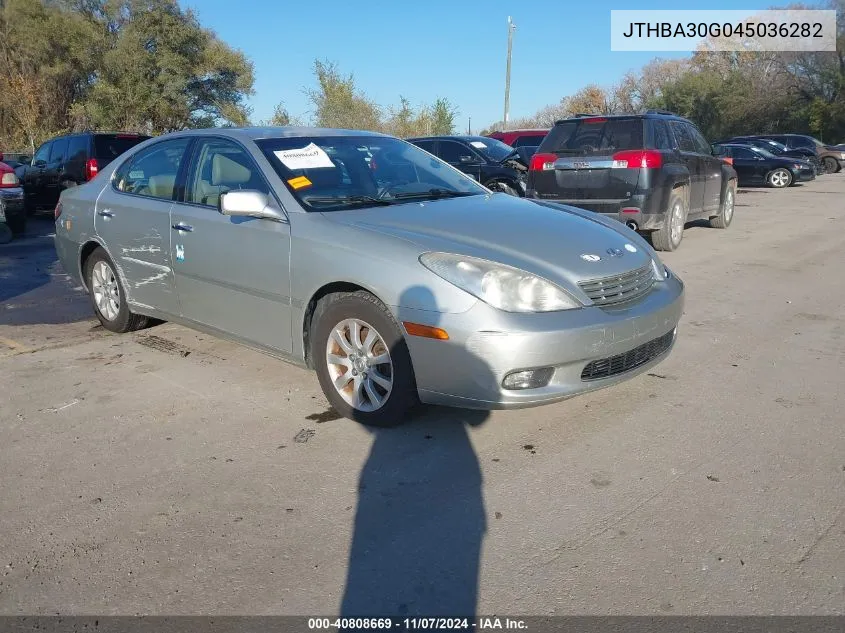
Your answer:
[484,180,520,196]
[651,190,687,252]
[84,247,148,333]
[312,291,417,427]
[709,181,735,229]
[822,156,840,174]
[767,168,792,188]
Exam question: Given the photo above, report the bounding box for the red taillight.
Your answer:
[721,157,733,165]
[529,152,558,171]
[85,158,99,181]
[611,150,663,169]
[54,201,63,220]
[0,170,18,188]
[582,117,607,124]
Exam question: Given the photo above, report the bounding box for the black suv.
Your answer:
[527,112,737,251]
[20,132,150,213]
[407,135,528,196]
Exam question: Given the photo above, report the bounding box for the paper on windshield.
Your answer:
[469,141,487,149]
[274,143,334,170]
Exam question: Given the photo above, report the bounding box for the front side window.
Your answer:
[48,138,68,164]
[256,135,486,211]
[685,124,712,155]
[732,147,757,160]
[438,141,477,164]
[113,138,191,200]
[33,143,51,165]
[186,138,269,207]
[670,122,697,153]
[467,137,514,162]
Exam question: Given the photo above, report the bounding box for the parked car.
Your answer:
[0,152,31,172]
[20,131,150,214]
[54,127,684,426]
[407,135,527,195]
[527,111,737,252]
[722,136,822,174]
[752,133,844,174]
[486,129,550,148]
[712,143,814,187]
[0,160,26,242]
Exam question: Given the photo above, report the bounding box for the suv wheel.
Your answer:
[767,168,792,188]
[710,181,736,229]
[85,247,148,333]
[822,156,840,173]
[312,291,417,427]
[651,190,687,252]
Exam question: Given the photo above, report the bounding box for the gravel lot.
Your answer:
[1,177,844,615]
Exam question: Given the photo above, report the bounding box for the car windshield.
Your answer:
[464,137,515,162]
[256,135,487,211]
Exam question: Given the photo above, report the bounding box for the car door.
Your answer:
[668,121,705,213]
[25,141,51,206]
[686,123,723,213]
[170,136,293,353]
[95,137,191,317]
[729,147,764,185]
[43,137,69,207]
[438,140,484,182]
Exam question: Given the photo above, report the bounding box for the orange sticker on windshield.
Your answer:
[287,176,312,189]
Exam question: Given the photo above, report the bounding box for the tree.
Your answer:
[386,96,416,137]
[430,97,458,135]
[306,59,382,131]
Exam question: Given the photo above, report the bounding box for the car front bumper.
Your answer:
[398,272,685,409]
[795,168,816,182]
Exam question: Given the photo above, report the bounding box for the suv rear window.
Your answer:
[93,134,150,161]
[540,118,644,156]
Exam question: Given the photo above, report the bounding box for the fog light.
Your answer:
[502,367,554,390]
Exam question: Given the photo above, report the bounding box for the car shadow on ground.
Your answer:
[340,286,494,617]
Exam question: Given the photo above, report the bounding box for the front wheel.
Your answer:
[822,156,840,174]
[767,168,792,188]
[84,247,148,333]
[312,291,417,427]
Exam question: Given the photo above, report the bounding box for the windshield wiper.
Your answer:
[306,195,394,207]
[391,188,477,200]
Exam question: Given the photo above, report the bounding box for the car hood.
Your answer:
[321,193,656,289]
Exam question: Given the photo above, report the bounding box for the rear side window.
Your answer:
[732,147,757,159]
[651,120,673,150]
[113,138,190,200]
[412,140,436,154]
[670,122,697,153]
[94,134,151,161]
[540,118,644,155]
[66,136,89,165]
[33,143,51,165]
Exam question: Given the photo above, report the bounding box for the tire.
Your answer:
[709,180,736,229]
[651,189,687,252]
[767,168,792,188]
[485,180,520,197]
[312,290,417,427]
[822,156,840,174]
[84,247,148,333]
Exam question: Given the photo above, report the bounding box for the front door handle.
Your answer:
[172,222,193,232]
[97,209,114,218]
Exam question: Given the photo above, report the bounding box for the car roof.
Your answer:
[553,112,693,125]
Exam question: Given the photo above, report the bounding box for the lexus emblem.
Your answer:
[580,254,601,262]
[606,247,625,258]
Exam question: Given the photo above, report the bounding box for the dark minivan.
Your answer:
[527,111,736,251]
[21,132,150,213]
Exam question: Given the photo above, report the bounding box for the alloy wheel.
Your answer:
[91,260,120,321]
[325,318,393,412]
[770,169,790,188]
[670,200,684,245]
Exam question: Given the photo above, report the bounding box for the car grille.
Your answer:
[580,330,675,381]
[578,264,655,307]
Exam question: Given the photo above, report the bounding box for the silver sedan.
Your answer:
[54,127,684,426]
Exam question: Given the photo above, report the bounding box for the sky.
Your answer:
[186,0,783,131]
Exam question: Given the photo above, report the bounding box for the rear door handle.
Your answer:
[97,209,114,218]
[172,222,193,232]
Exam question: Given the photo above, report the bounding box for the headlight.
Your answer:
[419,252,581,312]
[794,163,803,170]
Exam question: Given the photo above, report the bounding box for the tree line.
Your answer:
[2,0,843,152]
[484,1,845,143]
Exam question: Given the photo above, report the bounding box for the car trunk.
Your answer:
[530,117,645,203]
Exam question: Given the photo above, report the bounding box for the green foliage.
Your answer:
[306,60,382,131]
[0,0,254,149]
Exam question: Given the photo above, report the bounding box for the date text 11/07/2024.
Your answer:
[307,617,529,630]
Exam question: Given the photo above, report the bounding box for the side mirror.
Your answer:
[219,190,285,221]
[459,155,480,164]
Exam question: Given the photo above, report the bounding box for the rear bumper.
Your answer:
[526,191,665,231]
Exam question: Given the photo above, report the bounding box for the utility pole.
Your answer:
[503,16,516,130]
[468,116,472,135]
